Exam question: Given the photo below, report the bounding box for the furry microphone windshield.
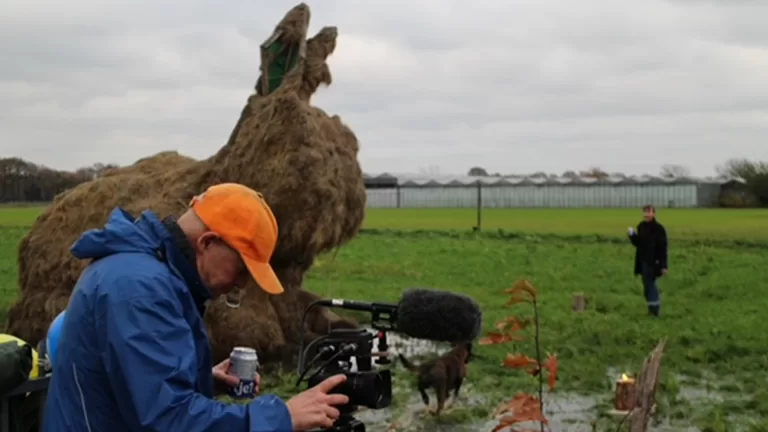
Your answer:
[395,288,483,342]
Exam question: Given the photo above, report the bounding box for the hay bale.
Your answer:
[102,151,197,177]
[4,3,365,367]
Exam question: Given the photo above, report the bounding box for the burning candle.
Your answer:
[614,372,638,411]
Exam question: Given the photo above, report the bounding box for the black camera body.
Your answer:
[299,328,394,432]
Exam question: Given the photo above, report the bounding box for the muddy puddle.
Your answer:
[341,329,739,431]
[350,329,604,431]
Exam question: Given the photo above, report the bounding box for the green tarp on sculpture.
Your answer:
[262,41,301,95]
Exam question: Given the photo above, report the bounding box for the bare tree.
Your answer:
[579,167,609,180]
[659,164,691,178]
[467,166,489,176]
[716,158,768,207]
[0,157,120,202]
[716,158,768,179]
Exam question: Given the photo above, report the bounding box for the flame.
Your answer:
[618,373,635,384]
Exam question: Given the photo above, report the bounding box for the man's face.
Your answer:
[194,232,248,298]
[642,208,655,222]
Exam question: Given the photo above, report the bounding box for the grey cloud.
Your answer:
[1,0,767,176]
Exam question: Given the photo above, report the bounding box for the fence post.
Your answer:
[396,185,401,209]
[475,181,482,231]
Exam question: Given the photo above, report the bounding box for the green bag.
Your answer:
[0,341,33,396]
[261,40,301,95]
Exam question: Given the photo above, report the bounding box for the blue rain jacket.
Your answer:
[42,208,292,432]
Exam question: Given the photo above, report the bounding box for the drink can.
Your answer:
[228,347,259,399]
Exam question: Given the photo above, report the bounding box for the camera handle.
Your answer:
[374,331,390,366]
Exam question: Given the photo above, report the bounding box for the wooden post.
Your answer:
[475,181,482,231]
[571,292,587,312]
[629,340,666,432]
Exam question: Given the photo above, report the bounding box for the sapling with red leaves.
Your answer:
[480,280,558,432]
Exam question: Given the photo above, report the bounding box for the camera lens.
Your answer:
[346,370,392,409]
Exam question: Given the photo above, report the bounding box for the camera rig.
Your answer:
[296,301,399,432]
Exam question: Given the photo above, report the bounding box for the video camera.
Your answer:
[295,289,483,432]
[295,301,399,432]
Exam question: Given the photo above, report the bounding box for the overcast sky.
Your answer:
[2,0,767,177]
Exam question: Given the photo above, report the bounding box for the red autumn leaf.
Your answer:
[502,353,539,370]
[493,418,541,432]
[496,316,529,332]
[518,280,538,299]
[495,392,535,414]
[503,280,538,300]
[502,394,541,416]
[504,294,529,306]
[479,332,512,345]
[495,318,512,330]
[542,353,558,392]
[492,393,549,431]
[502,411,549,424]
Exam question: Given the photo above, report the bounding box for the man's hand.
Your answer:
[212,358,261,395]
[627,227,636,236]
[661,268,668,276]
[286,374,349,431]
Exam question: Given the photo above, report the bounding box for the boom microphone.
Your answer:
[396,288,483,342]
[315,288,483,342]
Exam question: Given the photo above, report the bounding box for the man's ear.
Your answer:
[197,232,219,250]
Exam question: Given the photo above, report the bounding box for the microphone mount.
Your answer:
[323,299,399,332]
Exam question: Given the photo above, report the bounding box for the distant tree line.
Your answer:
[467,163,695,180]
[1,156,765,208]
[0,158,119,203]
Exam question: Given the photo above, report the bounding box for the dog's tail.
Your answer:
[398,353,420,372]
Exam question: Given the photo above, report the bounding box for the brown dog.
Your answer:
[398,341,473,415]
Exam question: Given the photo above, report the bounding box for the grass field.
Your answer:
[2,206,768,431]
[364,208,768,242]
[4,205,768,240]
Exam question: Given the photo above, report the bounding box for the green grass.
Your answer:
[364,208,768,241]
[307,231,768,426]
[6,206,768,240]
[0,226,26,319]
[0,205,45,228]
[2,206,768,430]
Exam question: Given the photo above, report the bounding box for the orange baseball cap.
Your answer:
[189,183,284,295]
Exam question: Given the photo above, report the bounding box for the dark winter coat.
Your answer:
[628,219,668,278]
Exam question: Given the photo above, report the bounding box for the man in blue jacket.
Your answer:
[43,183,348,431]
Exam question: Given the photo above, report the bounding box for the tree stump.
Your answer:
[571,292,587,313]
[614,376,638,411]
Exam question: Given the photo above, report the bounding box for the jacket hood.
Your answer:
[70,207,212,314]
[70,208,167,260]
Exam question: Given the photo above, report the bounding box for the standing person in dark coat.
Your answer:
[627,204,668,317]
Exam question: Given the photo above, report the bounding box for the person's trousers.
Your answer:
[640,263,660,316]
